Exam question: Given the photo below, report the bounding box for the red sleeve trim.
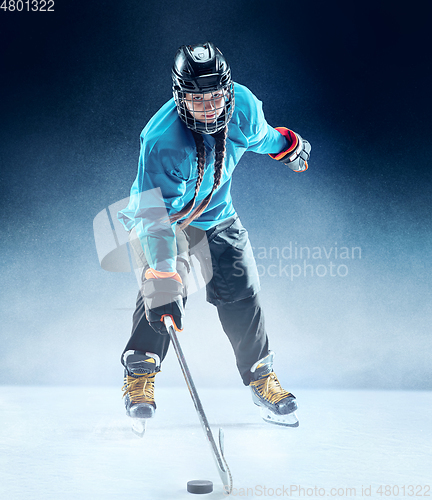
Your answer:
[269,127,299,160]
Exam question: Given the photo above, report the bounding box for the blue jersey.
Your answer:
[118,83,288,272]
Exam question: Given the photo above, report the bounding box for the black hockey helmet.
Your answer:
[172,42,234,134]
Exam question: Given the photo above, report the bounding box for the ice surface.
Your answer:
[0,387,431,499]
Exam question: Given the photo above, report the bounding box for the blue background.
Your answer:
[1,0,431,389]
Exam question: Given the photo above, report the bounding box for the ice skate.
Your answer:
[249,351,299,427]
[122,351,160,436]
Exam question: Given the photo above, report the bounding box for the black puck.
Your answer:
[187,480,213,494]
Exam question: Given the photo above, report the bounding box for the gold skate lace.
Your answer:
[250,372,293,404]
[122,373,156,404]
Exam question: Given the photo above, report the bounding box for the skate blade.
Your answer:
[131,418,147,437]
[260,408,299,427]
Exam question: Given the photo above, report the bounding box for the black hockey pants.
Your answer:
[122,215,269,386]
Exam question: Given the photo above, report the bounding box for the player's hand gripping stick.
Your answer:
[142,268,184,334]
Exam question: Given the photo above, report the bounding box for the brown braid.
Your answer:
[168,130,206,225]
[176,126,227,231]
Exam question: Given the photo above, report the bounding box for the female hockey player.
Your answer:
[118,42,311,428]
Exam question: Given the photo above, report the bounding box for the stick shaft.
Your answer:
[163,316,232,493]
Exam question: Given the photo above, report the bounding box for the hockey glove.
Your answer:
[269,127,311,172]
[142,268,184,335]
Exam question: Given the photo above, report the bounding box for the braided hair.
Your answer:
[168,127,227,230]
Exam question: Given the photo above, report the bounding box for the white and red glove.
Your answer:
[269,127,311,172]
[142,268,184,335]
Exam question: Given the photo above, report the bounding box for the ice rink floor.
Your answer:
[1,386,431,499]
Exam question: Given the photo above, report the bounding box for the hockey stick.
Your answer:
[164,316,233,494]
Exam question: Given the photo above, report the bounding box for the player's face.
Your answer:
[184,90,226,123]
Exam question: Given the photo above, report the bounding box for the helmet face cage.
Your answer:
[174,83,234,134]
[172,42,235,134]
